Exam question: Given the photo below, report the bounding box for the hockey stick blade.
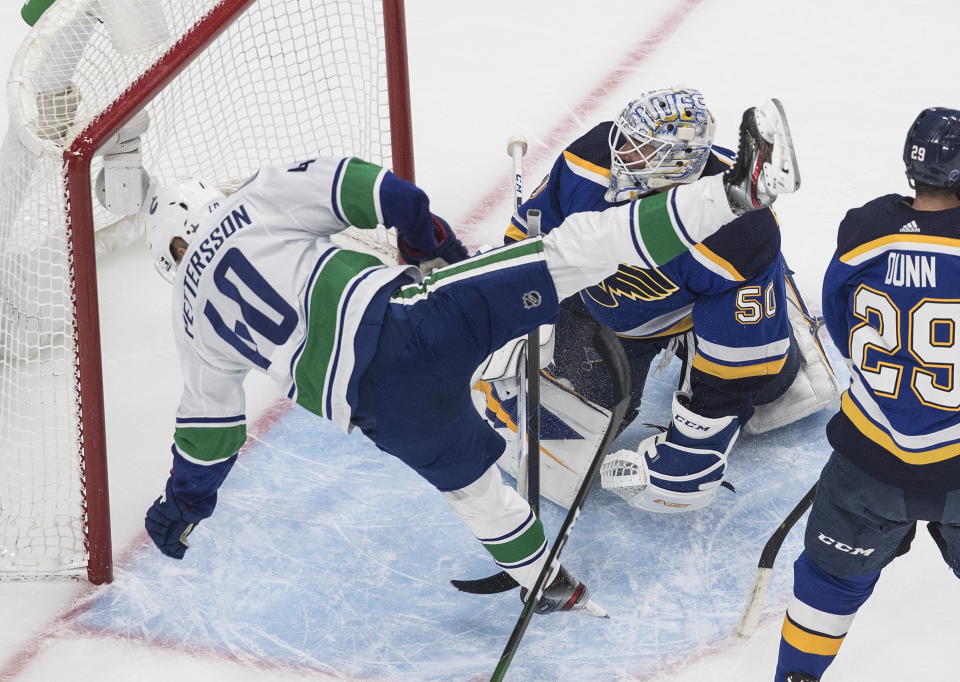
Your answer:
[734,481,817,639]
[451,571,519,594]
[490,325,631,682]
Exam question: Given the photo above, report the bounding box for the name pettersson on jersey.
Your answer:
[180,203,255,336]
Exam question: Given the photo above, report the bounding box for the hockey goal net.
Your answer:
[0,0,413,583]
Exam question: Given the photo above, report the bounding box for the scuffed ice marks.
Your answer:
[72,353,843,680]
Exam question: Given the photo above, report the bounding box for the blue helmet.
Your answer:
[903,107,960,188]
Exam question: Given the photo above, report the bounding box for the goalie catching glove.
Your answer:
[600,392,740,513]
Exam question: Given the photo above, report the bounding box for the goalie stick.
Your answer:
[734,481,817,639]
[489,323,631,682]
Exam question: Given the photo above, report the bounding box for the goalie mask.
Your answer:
[145,178,223,282]
[607,87,716,201]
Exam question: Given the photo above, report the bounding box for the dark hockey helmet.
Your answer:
[903,107,960,188]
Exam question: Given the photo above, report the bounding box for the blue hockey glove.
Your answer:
[145,478,202,559]
[398,214,468,273]
[600,392,740,513]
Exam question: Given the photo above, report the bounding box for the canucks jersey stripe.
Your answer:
[329,158,348,224]
[323,267,382,418]
[631,191,690,266]
[175,414,245,426]
[174,424,246,464]
[337,158,387,229]
[668,185,696,247]
[391,239,544,304]
[841,388,960,465]
[288,247,340,398]
[479,510,548,568]
[294,250,385,418]
[839,233,960,265]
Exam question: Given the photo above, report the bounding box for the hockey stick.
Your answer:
[490,324,631,682]
[507,135,539,511]
[734,481,817,640]
[451,137,538,596]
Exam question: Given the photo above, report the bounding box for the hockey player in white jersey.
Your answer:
[144,104,797,618]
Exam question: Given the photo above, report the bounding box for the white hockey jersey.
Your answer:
[169,157,420,466]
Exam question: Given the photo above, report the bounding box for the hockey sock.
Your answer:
[775,552,879,681]
[442,465,548,590]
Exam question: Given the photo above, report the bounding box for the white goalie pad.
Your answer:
[476,373,611,509]
[744,278,841,434]
[477,326,555,399]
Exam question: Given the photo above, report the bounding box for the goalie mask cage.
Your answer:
[0,0,413,584]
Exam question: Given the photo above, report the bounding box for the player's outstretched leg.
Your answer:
[724,98,801,213]
[521,564,608,617]
[442,465,606,617]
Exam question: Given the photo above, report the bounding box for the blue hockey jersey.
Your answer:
[823,194,960,490]
[506,123,792,414]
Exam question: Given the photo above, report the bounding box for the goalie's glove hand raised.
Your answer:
[399,214,468,275]
[600,392,740,513]
[145,478,201,559]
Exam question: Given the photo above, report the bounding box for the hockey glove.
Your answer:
[398,214,468,274]
[145,478,202,559]
[600,392,740,513]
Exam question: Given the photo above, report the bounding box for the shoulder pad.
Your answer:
[698,208,781,280]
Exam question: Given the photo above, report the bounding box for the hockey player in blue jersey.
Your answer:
[482,87,836,512]
[774,107,960,682]
[142,102,797,620]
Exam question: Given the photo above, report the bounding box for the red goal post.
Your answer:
[1,0,414,584]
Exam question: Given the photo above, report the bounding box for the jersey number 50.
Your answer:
[850,284,960,410]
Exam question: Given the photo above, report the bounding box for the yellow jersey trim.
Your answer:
[692,353,787,379]
[617,315,694,340]
[840,392,960,465]
[693,243,746,281]
[840,234,960,264]
[563,150,611,179]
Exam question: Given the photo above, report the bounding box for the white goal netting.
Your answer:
[0,0,408,581]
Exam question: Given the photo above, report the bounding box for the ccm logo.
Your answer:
[818,533,875,556]
[674,415,709,431]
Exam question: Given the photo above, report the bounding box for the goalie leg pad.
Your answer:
[745,279,841,435]
[442,465,547,590]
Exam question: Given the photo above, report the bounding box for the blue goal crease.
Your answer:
[75,353,843,681]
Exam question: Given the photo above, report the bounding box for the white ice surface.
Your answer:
[1,1,959,680]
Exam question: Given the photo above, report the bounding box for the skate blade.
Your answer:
[574,598,610,619]
[755,98,801,195]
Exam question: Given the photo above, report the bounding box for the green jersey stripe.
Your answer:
[483,517,547,565]
[294,250,384,417]
[174,424,246,463]
[634,192,689,266]
[391,239,544,302]
[339,158,386,228]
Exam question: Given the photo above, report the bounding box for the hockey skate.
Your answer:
[521,565,609,618]
[724,98,800,213]
[785,673,820,682]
